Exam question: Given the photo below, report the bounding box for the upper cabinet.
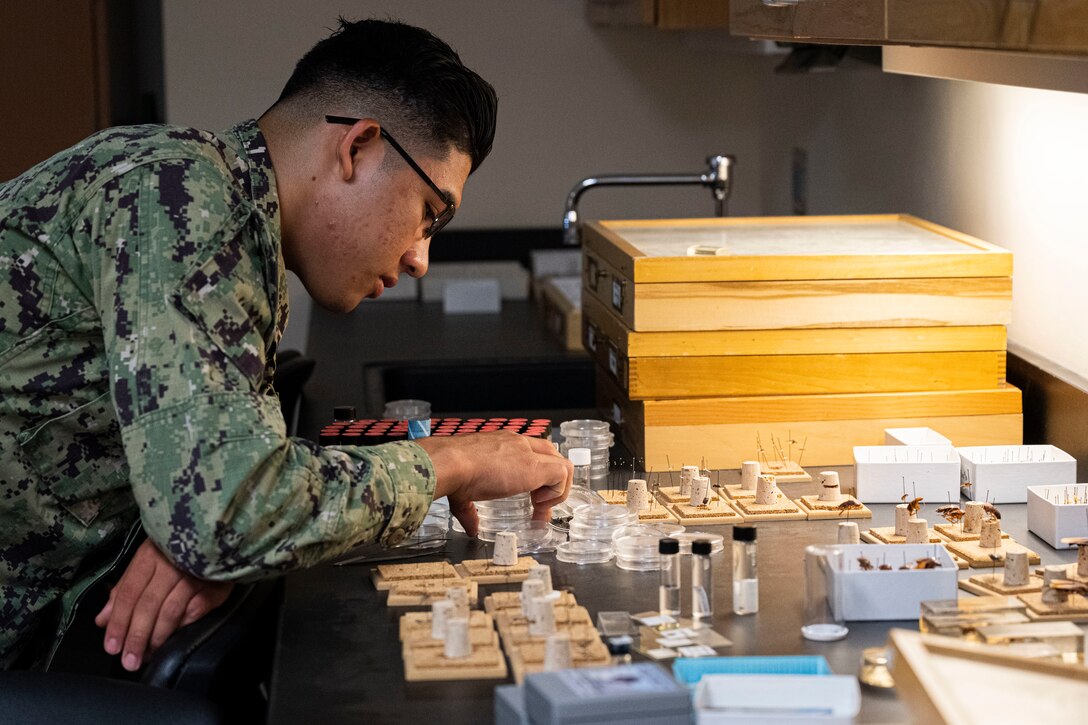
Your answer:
[730,0,1088,55]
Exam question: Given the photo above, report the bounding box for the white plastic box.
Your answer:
[1027,484,1088,549]
[853,445,960,503]
[958,445,1076,504]
[828,544,958,621]
[694,674,860,725]
[883,427,952,447]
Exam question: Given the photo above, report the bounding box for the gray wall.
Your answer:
[163,1,1088,388]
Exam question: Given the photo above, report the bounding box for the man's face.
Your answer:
[286,124,472,313]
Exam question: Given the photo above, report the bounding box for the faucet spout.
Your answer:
[562,155,735,246]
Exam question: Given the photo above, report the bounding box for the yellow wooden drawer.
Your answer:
[582,214,1012,333]
[596,369,1023,470]
[582,293,1008,398]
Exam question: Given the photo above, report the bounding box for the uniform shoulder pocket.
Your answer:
[173,204,272,386]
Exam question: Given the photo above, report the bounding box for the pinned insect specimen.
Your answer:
[900,495,924,517]
[982,502,1001,522]
[936,505,965,525]
[837,500,864,517]
[913,557,940,570]
[878,563,893,571]
[1049,579,1088,596]
[857,556,874,571]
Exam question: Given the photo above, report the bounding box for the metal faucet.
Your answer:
[561,155,734,246]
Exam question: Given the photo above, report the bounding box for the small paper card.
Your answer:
[645,648,677,660]
[677,645,717,658]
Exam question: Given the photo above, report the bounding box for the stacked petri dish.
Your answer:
[555,502,633,565]
[473,493,533,542]
[549,486,605,539]
[611,522,686,572]
[558,420,613,486]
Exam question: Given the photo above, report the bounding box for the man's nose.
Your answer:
[402,238,429,278]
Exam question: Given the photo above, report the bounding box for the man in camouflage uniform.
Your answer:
[0,19,571,670]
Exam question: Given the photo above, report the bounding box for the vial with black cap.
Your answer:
[732,525,758,615]
[658,537,681,617]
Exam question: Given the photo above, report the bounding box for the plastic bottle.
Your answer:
[732,525,758,615]
[658,538,681,617]
[691,539,713,627]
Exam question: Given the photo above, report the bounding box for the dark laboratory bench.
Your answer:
[267,470,1078,725]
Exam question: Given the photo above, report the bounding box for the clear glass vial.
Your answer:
[658,537,681,617]
[732,525,758,615]
[801,545,848,641]
[691,539,714,627]
[568,447,592,490]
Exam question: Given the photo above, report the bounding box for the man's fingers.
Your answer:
[94,590,115,629]
[450,499,479,538]
[119,563,184,671]
[148,580,199,653]
[102,544,159,657]
[179,583,234,627]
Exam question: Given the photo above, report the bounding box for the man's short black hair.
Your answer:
[274,18,497,173]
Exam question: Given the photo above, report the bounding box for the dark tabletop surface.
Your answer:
[267,469,1079,725]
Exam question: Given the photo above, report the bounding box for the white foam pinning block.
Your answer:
[444,617,472,659]
[442,278,502,314]
[431,599,454,640]
[447,586,470,620]
[838,522,860,545]
[853,445,960,503]
[884,427,952,447]
[529,596,556,637]
[493,532,519,566]
[520,579,546,619]
[740,461,760,491]
[1027,484,1088,549]
[527,562,552,594]
[543,633,572,671]
[958,445,1076,504]
[680,465,699,497]
[689,475,711,506]
[827,544,958,621]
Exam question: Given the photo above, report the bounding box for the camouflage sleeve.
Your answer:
[77,158,435,580]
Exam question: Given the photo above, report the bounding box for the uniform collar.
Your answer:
[222,119,281,237]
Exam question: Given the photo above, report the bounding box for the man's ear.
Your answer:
[334,118,382,182]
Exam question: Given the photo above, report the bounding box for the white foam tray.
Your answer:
[958,445,1076,504]
[853,445,960,503]
[883,427,952,447]
[1027,484,1088,549]
[828,544,958,621]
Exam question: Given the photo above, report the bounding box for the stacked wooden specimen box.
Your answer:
[581,214,1023,470]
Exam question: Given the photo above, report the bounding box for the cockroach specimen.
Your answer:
[913,557,940,570]
[1049,579,1088,596]
[837,500,864,516]
[982,502,1002,521]
[936,505,965,525]
[857,556,874,571]
[878,563,893,571]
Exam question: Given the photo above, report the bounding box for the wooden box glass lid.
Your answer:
[582,215,1012,332]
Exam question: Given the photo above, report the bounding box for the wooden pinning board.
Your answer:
[943,538,1041,569]
[399,610,494,640]
[510,638,611,684]
[797,495,873,521]
[731,496,806,522]
[484,590,577,615]
[582,214,1012,332]
[863,527,946,545]
[1018,592,1088,622]
[668,499,744,525]
[455,558,534,584]
[935,524,1010,542]
[403,644,508,682]
[372,561,461,591]
[386,580,479,607]
[958,574,1044,598]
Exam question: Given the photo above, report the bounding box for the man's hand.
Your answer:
[417,431,573,536]
[94,538,233,671]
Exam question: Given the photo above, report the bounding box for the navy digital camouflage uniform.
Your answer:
[0,120,436,667]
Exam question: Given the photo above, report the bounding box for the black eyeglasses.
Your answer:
[325,115,456,238]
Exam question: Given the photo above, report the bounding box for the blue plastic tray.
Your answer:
[672,655,832,686]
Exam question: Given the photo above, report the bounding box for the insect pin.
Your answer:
[906,497,924,517]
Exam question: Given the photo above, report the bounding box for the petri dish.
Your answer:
[393,523,449,551]
[556,539,615,565]
[613,534,664,572]
[611,522,685,544]
[675,532,726,556]
[502,520,561,554]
